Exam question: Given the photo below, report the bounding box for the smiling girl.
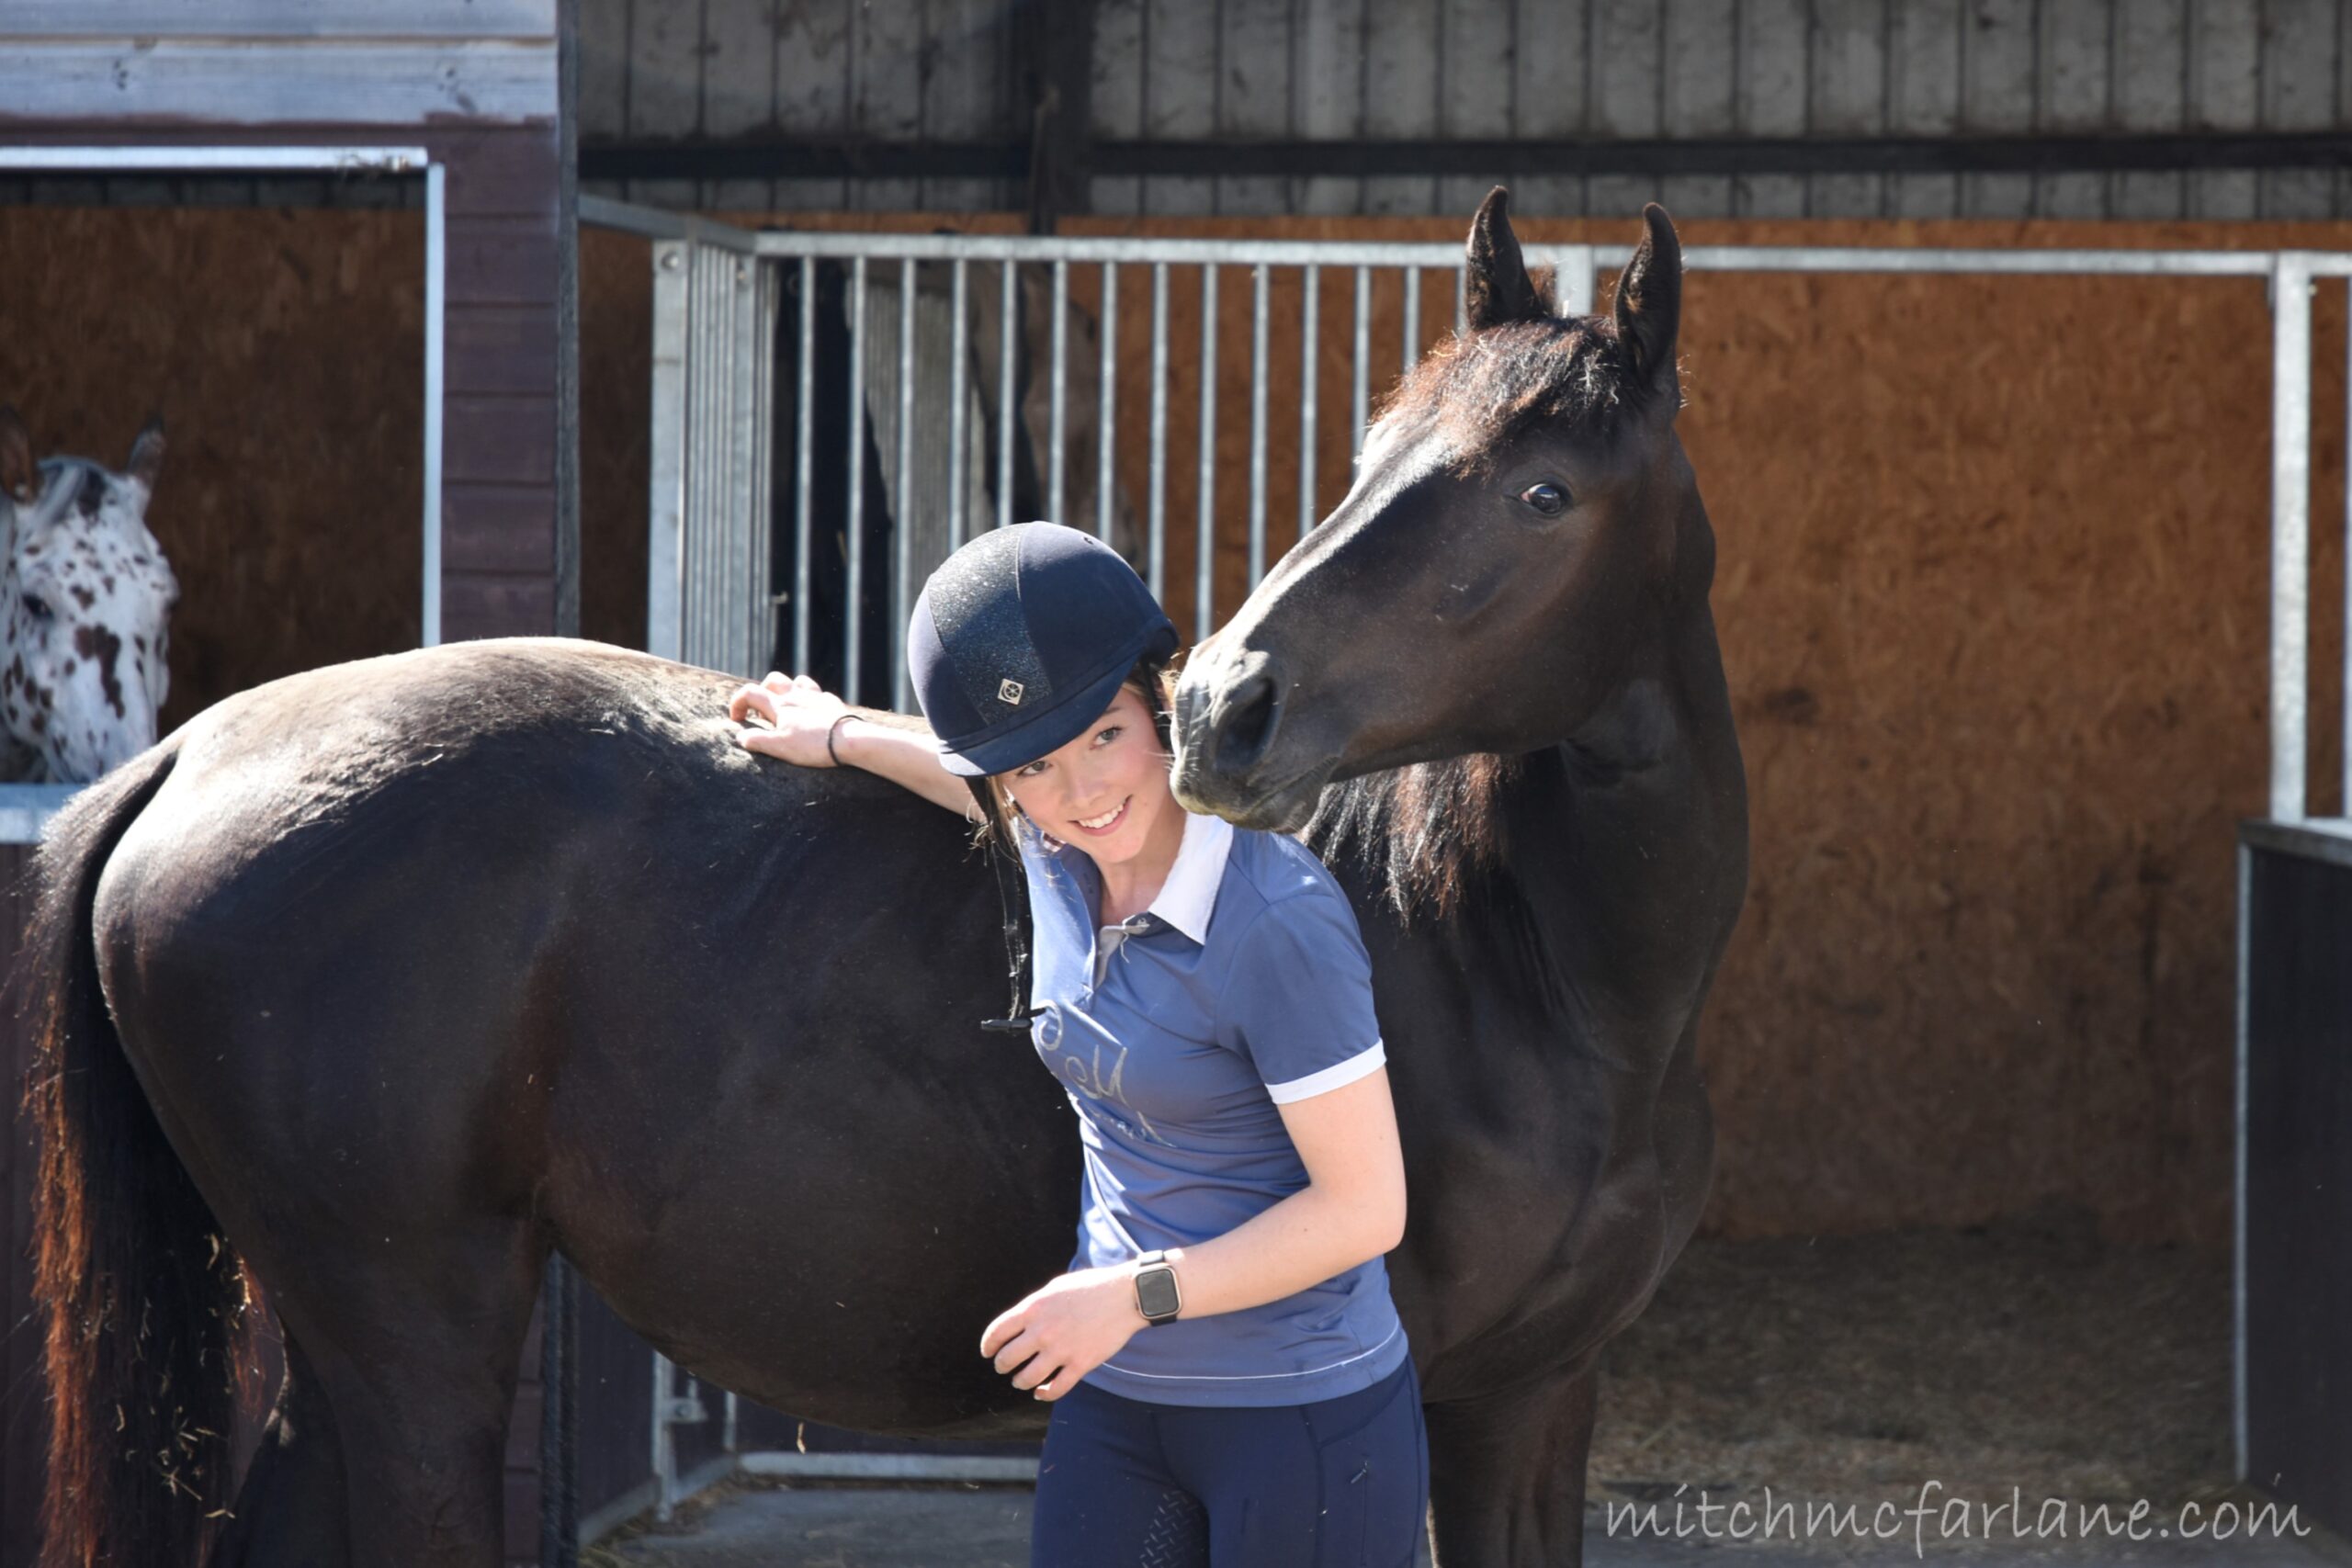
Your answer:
[728,522,1427,1566]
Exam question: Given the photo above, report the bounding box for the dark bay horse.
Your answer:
[22,192,1744,1567]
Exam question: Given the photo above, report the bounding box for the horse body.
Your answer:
[28,194,1745,1568]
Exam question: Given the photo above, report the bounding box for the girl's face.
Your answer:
[1000,682,1175,868]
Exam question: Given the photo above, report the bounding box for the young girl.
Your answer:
[729,522,1428,1566]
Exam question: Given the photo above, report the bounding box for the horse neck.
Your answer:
[1502,594,1748,1013]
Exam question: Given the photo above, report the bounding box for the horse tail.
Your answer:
[17,736,252,1568]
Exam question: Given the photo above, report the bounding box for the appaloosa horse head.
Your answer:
[0,407,179,782]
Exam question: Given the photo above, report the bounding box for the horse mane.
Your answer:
[1305,752,1524,924]
[1374,310,1652,467]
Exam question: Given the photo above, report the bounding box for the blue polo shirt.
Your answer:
[1013,805,1409,1407]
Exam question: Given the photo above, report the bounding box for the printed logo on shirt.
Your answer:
[1032,1000,1162,1143]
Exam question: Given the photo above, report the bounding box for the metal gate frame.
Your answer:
[582,194,2348,1521]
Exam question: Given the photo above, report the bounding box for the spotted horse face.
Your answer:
[0,408,180,784]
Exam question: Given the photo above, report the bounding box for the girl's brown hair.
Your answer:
[969,651,1180,852]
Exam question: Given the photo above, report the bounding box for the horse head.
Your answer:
[0,407,180,783]
[1173,191,1709,832]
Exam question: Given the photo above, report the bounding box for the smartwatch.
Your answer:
[1133,1250,1182,1325]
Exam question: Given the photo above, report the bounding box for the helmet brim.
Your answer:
[933,627,1166,778]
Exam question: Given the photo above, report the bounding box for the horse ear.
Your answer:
[1611,203,1683,406]
[0,407,33,504]
[1464,186,1546,331]
[126,415,165,494]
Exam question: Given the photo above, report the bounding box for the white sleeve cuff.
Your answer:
[1264,1040,1386,1104]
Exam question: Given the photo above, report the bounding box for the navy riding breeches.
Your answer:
[1029,1355,1429,1568]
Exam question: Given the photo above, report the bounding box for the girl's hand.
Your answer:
[978,1266,1147,1402]
[728,671,850,769]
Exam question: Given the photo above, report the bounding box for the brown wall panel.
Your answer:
[582,208,2351,1246]
[445,394,557,485]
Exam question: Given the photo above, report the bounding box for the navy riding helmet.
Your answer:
[909,522,1179,777]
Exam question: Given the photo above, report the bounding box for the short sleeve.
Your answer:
[1217,888,1387,1104]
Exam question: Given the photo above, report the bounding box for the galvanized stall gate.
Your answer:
[570,198,2352,1545]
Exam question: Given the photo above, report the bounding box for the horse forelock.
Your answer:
[1373,314,1643,475]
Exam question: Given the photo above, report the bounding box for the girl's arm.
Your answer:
[978,1067,1407,1399]
[729,672,982,822]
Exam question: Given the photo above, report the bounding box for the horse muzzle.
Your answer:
[1170,641,1333,833]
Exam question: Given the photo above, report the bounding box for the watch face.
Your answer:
[1136,1266,1181,1320]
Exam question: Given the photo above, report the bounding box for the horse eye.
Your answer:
[1520,482,1568,516]
[20,592,51,621]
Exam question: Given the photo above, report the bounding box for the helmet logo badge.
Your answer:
[998,677,1025,706]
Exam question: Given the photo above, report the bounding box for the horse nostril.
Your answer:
[1213,671,1282,774]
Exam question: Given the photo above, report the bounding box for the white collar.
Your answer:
[1125,807,1233,942]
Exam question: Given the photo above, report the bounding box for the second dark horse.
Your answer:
[26,192,1746,1566]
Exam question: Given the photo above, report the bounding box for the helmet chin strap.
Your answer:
[968,776,1043,1032]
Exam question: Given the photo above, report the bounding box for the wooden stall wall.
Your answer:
[587,209,2346,1250]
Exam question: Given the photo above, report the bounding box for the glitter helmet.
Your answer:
[908,522,1179,777]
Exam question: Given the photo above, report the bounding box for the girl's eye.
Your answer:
[1520,482,1568,517]
[1016,760,1046,778]
[1095,725,1123,745]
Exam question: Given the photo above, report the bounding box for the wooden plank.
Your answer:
[2,0,554,37]
[2259,0,2339,217]
[1218,0,1294,216]
[446,214,560,307]
[2112,0,2188,219]
[2188,0,2259,219]
[1659,0,1736,220]
[1438,0,1515,216]
[439,124,560,218]
[447,485,557,574]
[0,39,556,127]
[854,0,927,212]
[1886,0,1962,218]
[2035,0,2113,218]
[625,0,699,210]
[447,305,558,396]
[1587,0,1660,220]
[1735,0,1806,216]
[575,0,631,145]
[775,0,854,211]
[441,570,558,639]
[1143,0,1218,215]
[1513,0,1588,219]
[700,0,778,211]
[1293,0,1365,216]
[446,396,557,485]
[1960,0,2035,216]
[932,0,1020,212]
[1808,0,1887,217]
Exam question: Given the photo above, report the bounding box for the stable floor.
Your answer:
[594,1209,2348,1567]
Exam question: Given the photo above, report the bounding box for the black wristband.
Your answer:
[826,712,858,768]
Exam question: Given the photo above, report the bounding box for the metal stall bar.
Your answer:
[2270,254,2314,824]
[844,256,867,702]
[645,240,689,662]
[1401,266,1420,377]
[1250,264,1270,588]
[794,257,816,674]
[1351,265,1371,467]
[1197,265,1219,646]
[749,264,780,675]
[950,258,970,552]
[1098,261,1119,542]
[424,160,445,648]
[1050,259,1069,524]
[1149,264,1170,600]
[897,257,918,709]
[1299,263,1319,542]
[999,262,1017,533]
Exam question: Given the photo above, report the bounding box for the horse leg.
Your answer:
[1425,1366,1599,1568]
[208,1331,351,1567]
[280,1220,548,1568]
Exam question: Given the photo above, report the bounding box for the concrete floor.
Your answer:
[597,1480,2349,1568]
